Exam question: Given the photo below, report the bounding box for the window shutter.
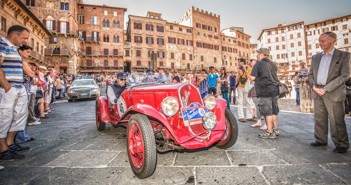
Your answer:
[97,32,100,41]
[43,19,46,27]
[52,20,56,31]
[57,21,61,32]
[82,31,86,40]
[66,22,69,33]
[49,36,53,44]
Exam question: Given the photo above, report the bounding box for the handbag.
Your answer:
[220,82,228,93]
[278,82,289,98]
[239,76,247,84]
[35,89,43,99]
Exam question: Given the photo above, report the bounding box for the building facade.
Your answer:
[77,3,126,74]
[1,0,50,66]
[305,14,351,64]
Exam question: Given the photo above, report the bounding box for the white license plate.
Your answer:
[81,93,88,96]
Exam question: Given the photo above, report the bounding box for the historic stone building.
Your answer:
[20,0,81,74]
[77,3,126,73]
[126,7,251,73]
[0,0,50,66]
[305,14,351,64]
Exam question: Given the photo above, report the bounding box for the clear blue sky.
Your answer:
[83,0,351,42]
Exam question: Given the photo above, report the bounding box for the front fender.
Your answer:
[122,103,178,140]
[212,98,228,131]
[96,96,111,123]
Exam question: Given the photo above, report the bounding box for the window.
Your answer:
[331,26,338,31]
[282,45,286,49]
[113,35,119,43]
[60,3,69,10]
[26,0,35,6]
[46,20,53,30]
[53,37,58,44]
[171,62,175,68]
[92,31,99,41]
[342,24,348,30]
[276,45,279,50]
[159,61,164,67]
[125,50,130,56]
[168,37,176,44]
[157,38,164,45]
[291,52,295,57]
[297,33,301,38]
[146,24,153,31]
[345,38,349,45]
[170,25,173,30]
[36,42,39,52]
[104,11,108,16]
[92,16,98,25]
[178,39,185,45]
[267,39,271,43]
[137,61,141,66]
[276,54,280,59]
[134,23,142,29]
[114,60,118,67]
[214,57,217,63]
[104,60,108,67]
[182,53,185,60]
[186,29,191,33]
[187,40,193,46]
[113,49,118,55]
[134,36,142,43]
[86,59,92,66]
[290,34,294,39]
[65,3,69,10]
[298,51,302,56]
[103,35,109,42]
[281,37,285,41]
[187,63,190,69]
[179,27,183,32]
[157,25,164,32]
[189,54,192,60]
[114,12,117,16]
[171,53,174,59]
[113,20,120,28]
[136,50,141,57]
[146,37,154,44]
[201,55,204,62]
[195,23,201,28]
[60,22,67,34]
[78,15,84,24]
[298,41,302,46]
[86,47,92,55]
[103,19,110,27]
[290,43,294,48]
[158,51,165,58]
[275,37,279,42]
[104,49,108,55]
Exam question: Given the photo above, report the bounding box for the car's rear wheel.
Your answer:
[216,109,238,149]
[127,114,157,179]
[96,102,105,131]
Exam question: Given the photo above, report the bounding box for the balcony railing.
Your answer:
[81,37,100,42]
[30,50,45,63]
[81,50,123,57]
[45,49,71,56]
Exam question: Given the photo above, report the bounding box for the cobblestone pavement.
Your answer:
[0,97,350,185]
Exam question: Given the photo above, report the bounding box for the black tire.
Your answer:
[127,114,157,179]
[216,109,239,149]
[96,102,106,131]
[68,99,73,102]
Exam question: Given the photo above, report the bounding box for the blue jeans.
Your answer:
[201,92,208,99]
[222,93,230,109]
[295,87,300,105]
[208,87,217,95]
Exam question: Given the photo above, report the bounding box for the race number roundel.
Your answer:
[117,97,127,117]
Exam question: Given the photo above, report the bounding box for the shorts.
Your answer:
[258,96,279,116]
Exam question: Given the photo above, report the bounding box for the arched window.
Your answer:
[103,19,110,27]
[113,35,119,43]
[113,20,120,28]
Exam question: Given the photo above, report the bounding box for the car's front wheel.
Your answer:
[127,114,157,179]
[96,102,105,131]
[216,109,238,149]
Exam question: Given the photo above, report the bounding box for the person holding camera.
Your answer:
[237,65,254,122]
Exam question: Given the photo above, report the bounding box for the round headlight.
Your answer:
[161,97,179,117]
[204,95,216,110]
[203,112,217,130]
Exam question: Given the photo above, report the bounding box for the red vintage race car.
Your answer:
[95,75,238,179]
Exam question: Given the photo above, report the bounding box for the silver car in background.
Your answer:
[67,79,100,102]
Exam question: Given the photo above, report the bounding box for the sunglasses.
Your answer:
[119,78,126,81]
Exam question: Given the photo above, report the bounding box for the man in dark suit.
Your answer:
[308,32,351,153]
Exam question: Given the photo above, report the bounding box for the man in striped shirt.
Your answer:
[0,25,30,161]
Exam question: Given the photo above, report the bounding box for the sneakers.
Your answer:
[28,121,41,126]
[251,123,262,128]
[0,150,25,161]
[247,118,257,122]
[0,165,4,170]
[273,129,280,136]
[258,131,276,139]
[9,143,30,152]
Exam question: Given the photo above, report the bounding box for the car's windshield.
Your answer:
[71,80,96,87]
